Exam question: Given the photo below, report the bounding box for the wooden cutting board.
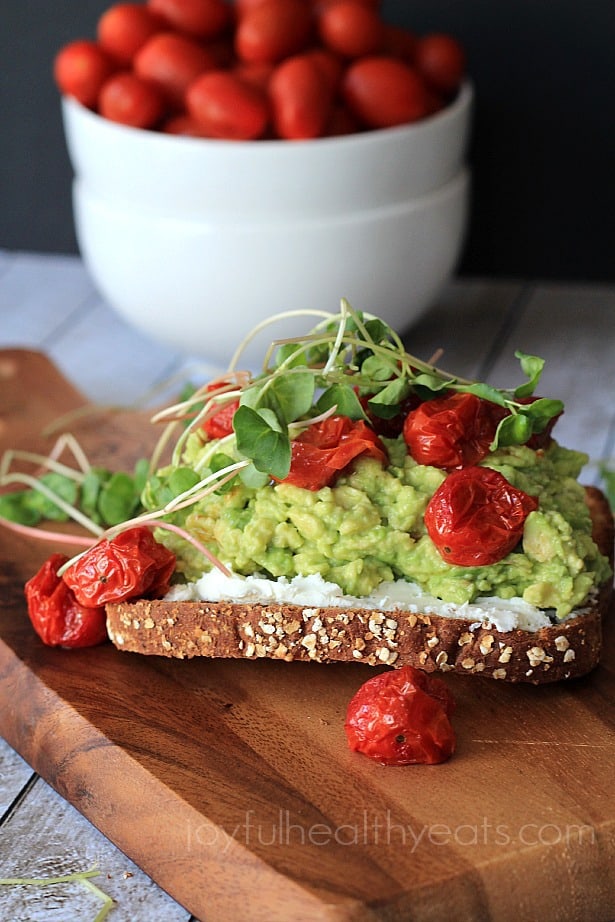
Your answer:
[1,349,614,922]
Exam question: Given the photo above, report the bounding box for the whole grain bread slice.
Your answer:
[106,486,614,684]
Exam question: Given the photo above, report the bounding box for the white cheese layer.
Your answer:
[164,570,580,633]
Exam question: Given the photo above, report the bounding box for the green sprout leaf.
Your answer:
[209,452,238,493]
[513,351,545,397]
[316,383,365,419]
[97,472,140,526]
[23,473,78,522]
[494,413,534,447]
[233,405,291,479]
[0,491,41,525]
[366,377,412,419]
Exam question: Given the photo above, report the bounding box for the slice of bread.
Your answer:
[105,486,614,684]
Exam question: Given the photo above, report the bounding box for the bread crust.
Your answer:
[106,487,614,684]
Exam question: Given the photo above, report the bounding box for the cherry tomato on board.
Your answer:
[424,466,539,567]
[345,665,456,766]
[24,553,108,649]
[63,526,176,607]
[279,415,388,490]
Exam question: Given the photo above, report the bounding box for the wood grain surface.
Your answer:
[1,349,615,922]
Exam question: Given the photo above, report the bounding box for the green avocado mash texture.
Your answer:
[150,433,612,620]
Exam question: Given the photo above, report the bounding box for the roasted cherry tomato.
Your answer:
[202,381,240,439]
[24,553,108,648]
[358,390,421,438]
[403,392,507,471]
[63,526,176,607]
[345,665,456,766]
[281,415,388,490]
[424,466,539,567]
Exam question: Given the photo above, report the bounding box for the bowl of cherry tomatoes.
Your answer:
[56,0,472,362]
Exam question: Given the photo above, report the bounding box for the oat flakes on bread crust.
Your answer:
[105,487,614,684]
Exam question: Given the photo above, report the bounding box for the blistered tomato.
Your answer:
[280,415,388,490]
[403,392,507,471]
[63,526,176,606]
[424,465,539,566]
[345,665,456,765]
[25,553,108,648]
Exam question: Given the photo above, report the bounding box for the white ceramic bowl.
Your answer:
[62,84,472,363]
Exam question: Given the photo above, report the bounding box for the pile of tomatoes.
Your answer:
[53,0,466,140]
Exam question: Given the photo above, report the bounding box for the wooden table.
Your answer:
[1,249,614,921]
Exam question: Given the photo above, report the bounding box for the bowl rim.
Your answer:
[62,79,473,154]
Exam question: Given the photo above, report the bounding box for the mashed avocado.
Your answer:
[150,434,611,620]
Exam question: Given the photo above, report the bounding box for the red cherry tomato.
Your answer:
[148,0,231,40]
[235,0,313,65]
[97,3,165,64]
[323,102,360,136]
[53,39,117,108]
[201,381,240,438]
[269,52,333,139]
[63,526,176,607]
[342,56,430,128]
[382,24,417,62]
[233,60,275,92]
[280,415,388,490]
[317,1,385,59]
[414,32,466,96]
[162,113,212,135]
[98,71,167,127]
[135,32,216,108]
[305,47,344,92]
[358,390,421,437]
[187,70,270,139]
[24,553,108,648]
[403,392,508,470]
[345,665,456,765]
[424,466,539,567]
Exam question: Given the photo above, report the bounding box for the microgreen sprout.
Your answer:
[0,299,565,578]
[0,866,114,921]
